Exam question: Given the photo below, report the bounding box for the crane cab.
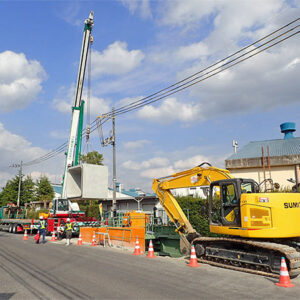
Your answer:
[50,198,84,218]
[208,178,300,238]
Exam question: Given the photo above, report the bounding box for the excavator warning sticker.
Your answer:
[259,197,269,203]
[191,175,198,184]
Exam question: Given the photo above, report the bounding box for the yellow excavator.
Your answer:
[152,162,300,277]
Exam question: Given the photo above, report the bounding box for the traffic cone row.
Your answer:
[187,245,199,267]
[77,233,83,245]
[146,240,156,258]
[50,231,56,242]
[275,257,295,288]
[133,237,142,255]
[91,232,97,246]
[23,230,28,241]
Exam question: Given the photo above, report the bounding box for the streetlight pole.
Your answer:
[112,107,117,217]
[17,161,23,208]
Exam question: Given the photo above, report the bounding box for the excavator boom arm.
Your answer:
[152,164,233,237]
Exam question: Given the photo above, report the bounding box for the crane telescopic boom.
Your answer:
[62,11,94,198]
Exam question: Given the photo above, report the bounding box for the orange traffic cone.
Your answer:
[77,233,83,245]
[187,245,200,267]
[275,257,295,288]
[133,237,142,255]
[147,240,156,258]
[50,231,56,242]
[91,232,97,246]
[23,230,28,241]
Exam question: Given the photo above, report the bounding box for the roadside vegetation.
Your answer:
[0,175,54,207]
[176,196,222,237]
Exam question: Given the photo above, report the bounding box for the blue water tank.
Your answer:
[280,122,296,139]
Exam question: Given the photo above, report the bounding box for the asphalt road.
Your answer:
[1,231,300,300]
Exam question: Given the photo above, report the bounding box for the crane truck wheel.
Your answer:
[8,224,13,233]
[12,224,18,234]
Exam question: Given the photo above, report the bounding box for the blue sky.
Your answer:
[0,0,299,191]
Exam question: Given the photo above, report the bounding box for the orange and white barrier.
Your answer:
[50,231,56,242]
[275,257,295,288]
[133,237,142,255]
[187,245,200,267]
[77,233,83,245]
[23,230,28,241]
[91,232,97,246]
[146,240,156,258]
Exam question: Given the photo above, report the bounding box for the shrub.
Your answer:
[176,196,221,237]
[26,209,49,219]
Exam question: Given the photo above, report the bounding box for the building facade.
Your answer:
[225,122,300,191]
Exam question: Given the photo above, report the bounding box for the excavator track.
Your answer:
[192,237,300,278]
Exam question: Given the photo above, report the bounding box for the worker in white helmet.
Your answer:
[38,215,47,244]
[65,218,73,246]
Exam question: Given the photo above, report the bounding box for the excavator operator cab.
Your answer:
[209,178,258,227]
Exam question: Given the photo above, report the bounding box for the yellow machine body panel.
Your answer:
[210,193,300,238]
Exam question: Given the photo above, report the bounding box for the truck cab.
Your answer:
[50,198,84,218]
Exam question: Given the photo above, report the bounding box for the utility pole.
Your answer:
[98,109,117,218]
[17,161,23,208]
[112,107,117,217]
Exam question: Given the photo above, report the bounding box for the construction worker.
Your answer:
[65,218,73,246]
[38,215,47,244]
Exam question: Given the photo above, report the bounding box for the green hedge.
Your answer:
[79,203,100,218]
[26,209,49,219]
[176,196,221,237]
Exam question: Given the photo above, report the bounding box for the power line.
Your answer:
[16,18,300,167]
[102,21,300,118]
[111,28,300,118]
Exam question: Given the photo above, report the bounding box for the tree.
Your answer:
[0,175,36,206]
[21,176,36,204]
[0,176,20,206]
[36,176,54,203]
[81,151,104,165]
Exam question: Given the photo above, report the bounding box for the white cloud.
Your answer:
[92,41,145,77]
[52,85,111,115]
[0,123,44,158]
[55,1,82,27]
[136,97,202,124]
[160,0,284,33]
[129,1,300,124]
[285,58,300,70]
[121,0,152,19]
[140,166,175,179]
[116,96,144,108]
[176,42,209,62]
[123,139,150,150]
[122,156,169,171]
[0,51,46,112]
[0,122,55,187]
[121,152,224,182]
[29,171,62,184]
[174,155,212,170]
